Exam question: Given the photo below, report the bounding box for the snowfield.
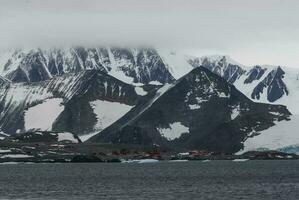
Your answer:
[24,98,64,131]
[90,100,133,131]
[239,115,299,154]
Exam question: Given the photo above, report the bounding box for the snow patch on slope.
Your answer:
[135,87,147,96]
[24,98,64,131]
[189,104,201,110]
[90,100,133,131]
[57,132,79,143]
[149,81,163,85]
[158,122,189,141]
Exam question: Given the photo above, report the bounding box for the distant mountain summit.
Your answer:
[1,49,297,112]
[0,48,175,85]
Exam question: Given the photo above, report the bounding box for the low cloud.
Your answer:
[0,0,299,66]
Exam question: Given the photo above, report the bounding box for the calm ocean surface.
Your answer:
[0,160,298,200]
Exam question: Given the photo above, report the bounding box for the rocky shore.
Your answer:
[1,130,298,163]
[1,143,298,163]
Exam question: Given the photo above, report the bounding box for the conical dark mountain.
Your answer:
[88,67,291,153]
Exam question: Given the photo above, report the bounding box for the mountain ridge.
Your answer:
[0,47,298,153]
[88,66,291,153]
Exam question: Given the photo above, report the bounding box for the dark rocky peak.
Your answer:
[244,65,267,84]
[251,66,288,102]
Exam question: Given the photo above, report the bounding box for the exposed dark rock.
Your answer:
[251,67,288,102]
[244,66,266,84]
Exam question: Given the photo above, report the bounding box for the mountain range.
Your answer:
[0,47,298,153]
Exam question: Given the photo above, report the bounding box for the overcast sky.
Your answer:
[0,0,298,67]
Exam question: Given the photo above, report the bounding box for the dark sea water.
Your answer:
[0,160,299,200]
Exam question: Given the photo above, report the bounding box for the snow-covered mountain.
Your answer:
[0,48,177,85]
[188,55,299,153]
[1,48,297,113]
[189,55,299,114]
[0,47,298,153]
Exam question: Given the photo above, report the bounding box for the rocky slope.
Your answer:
[88,67,291,153]
[0,69,156,140]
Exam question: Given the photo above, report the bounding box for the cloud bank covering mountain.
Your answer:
[1,0,299,67]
